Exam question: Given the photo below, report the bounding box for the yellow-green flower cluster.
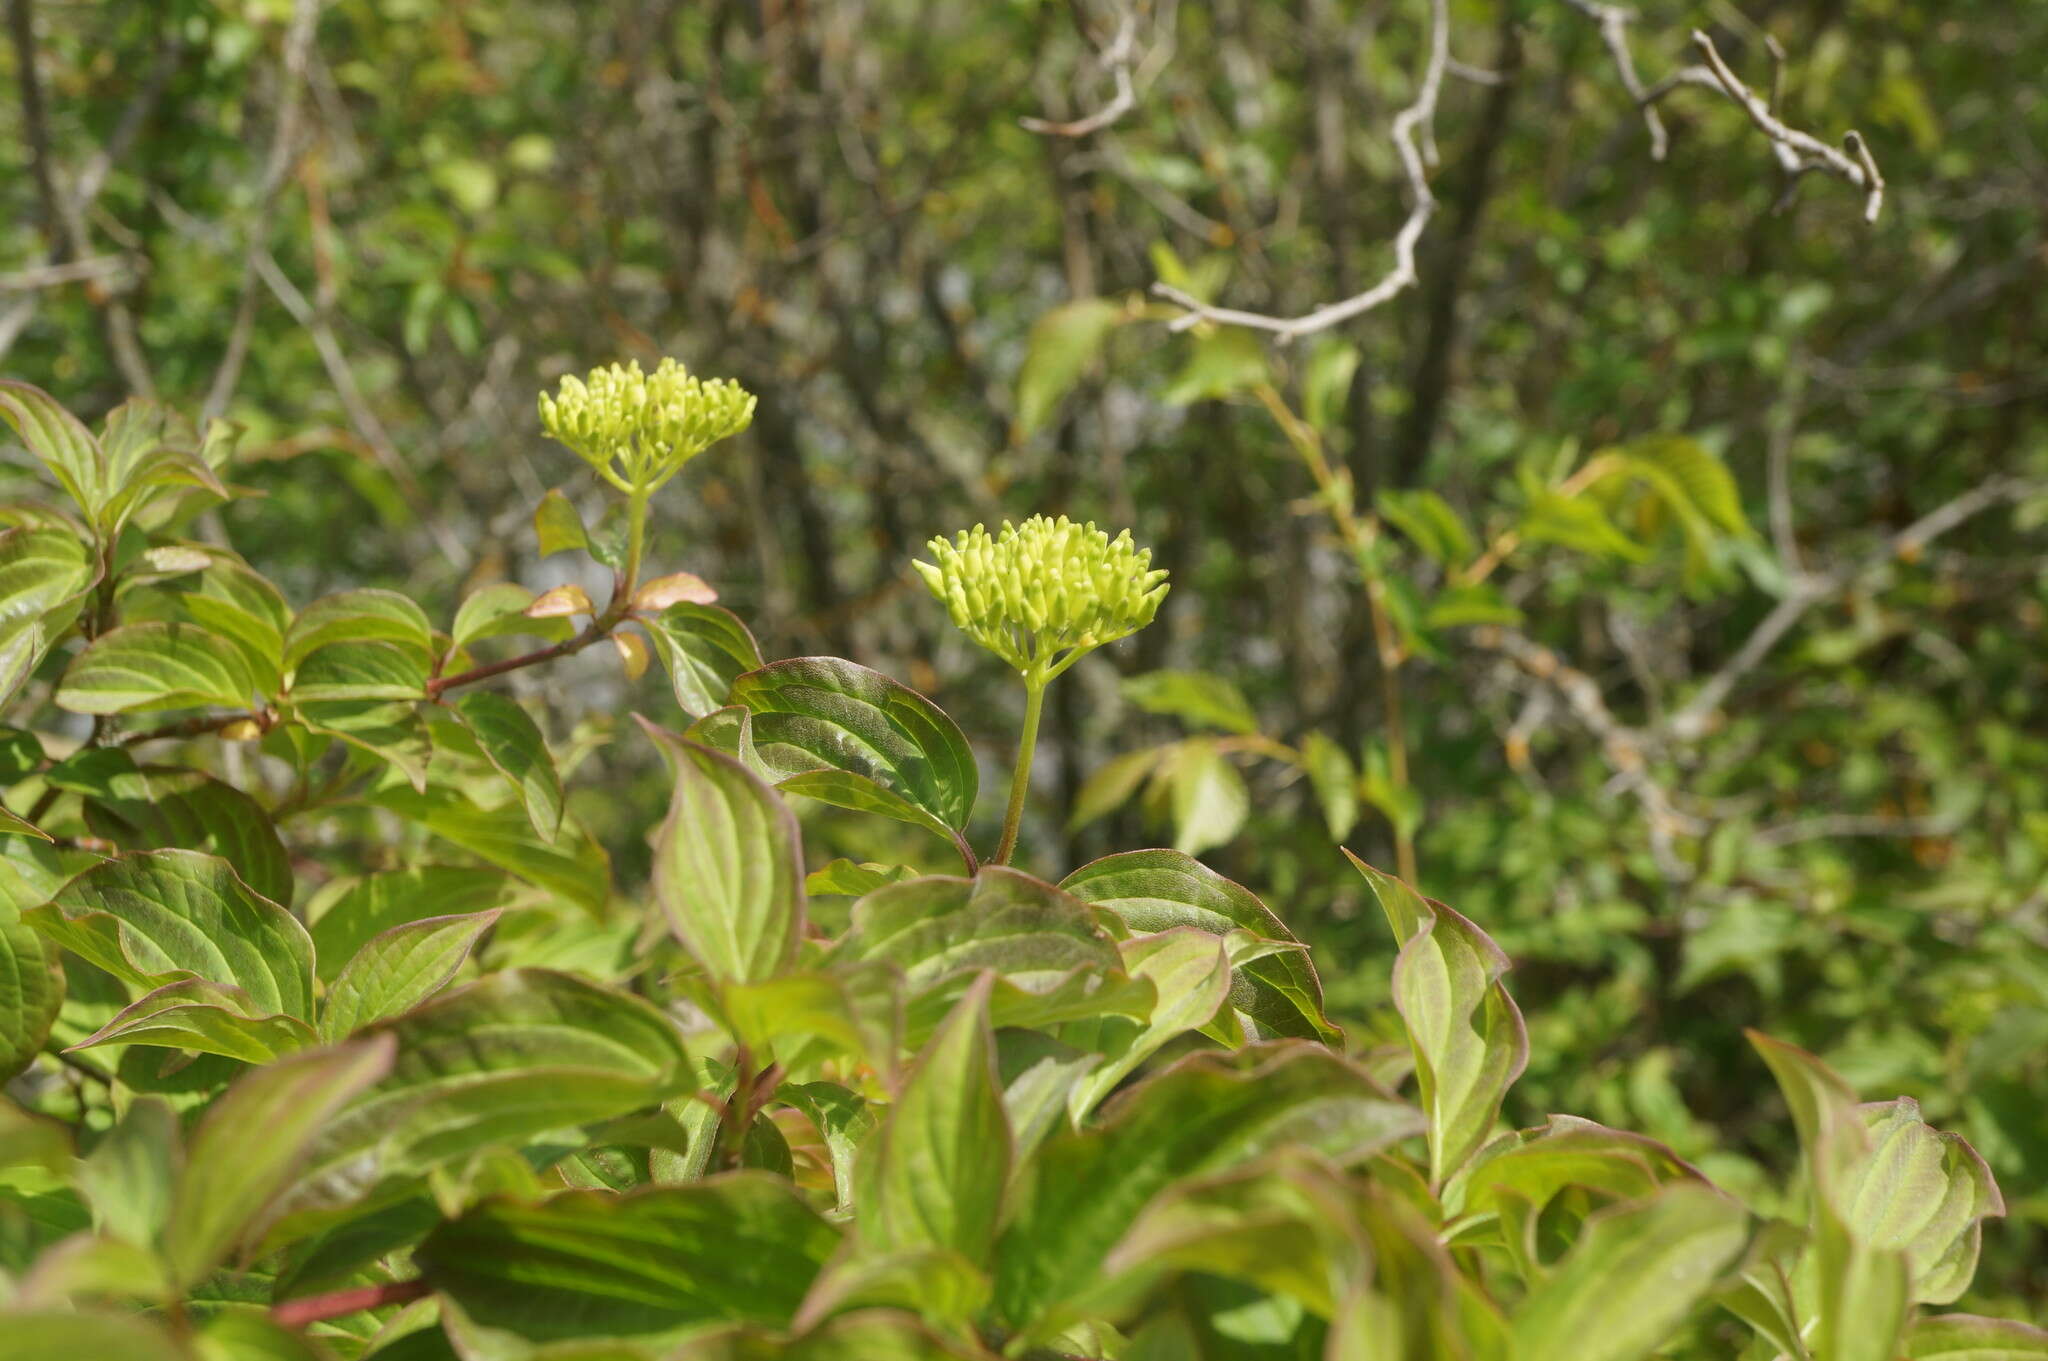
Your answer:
[538,358,756,493]
[915,516,1169,676]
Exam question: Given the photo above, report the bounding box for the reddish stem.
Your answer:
[271,1279,431,1329]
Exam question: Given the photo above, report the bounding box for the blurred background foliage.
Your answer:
[4,0,2045,1315]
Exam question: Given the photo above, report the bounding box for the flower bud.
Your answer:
[913,515,1169,675]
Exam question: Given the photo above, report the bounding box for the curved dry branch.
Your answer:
[1021,9,1139,138]
[1151,0,1450,339]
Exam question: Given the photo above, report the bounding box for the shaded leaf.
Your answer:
[319,910,501,1041]
[452,692,564,841]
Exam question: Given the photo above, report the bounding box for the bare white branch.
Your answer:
[1021,10,1139,139]
[1680,29,1884,222]
[1151,0,1449,339]
[1561,0,1668,160]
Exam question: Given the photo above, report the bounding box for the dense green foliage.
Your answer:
[2,0,2045,1352]
[0,370,2034,1359]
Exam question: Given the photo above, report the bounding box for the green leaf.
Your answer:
[291,639,429,702]
[318,910,501,1041]
[1905,1315,2048,1359]
[836,869,1127,1032]
[0,526,95,627]
[1845,1097,2004,1305]
[1299,731,1358,841]
[1517,469,1648,563]
[0,379,107,512]
[297,697,433,792]
[1063,928,1232,1121]
[1059,849,1337,1042]
[1626,434,1749,535]
[992,1043,1423,1338]
[70,976,316,1062]
[731,658,977,838]
[28,849,316,1019]
[56,621,260,714]
[163,1036,396,1286]
[284,589,433,671]
[0,1310,185,1361]
[805,860,919,897]
[1751,1031,1912,1361]
[452,692,565,841]
[374,787,610,913]
[1446,1114,1707,1227]
[1120,669,1257,735]
[451,582,572,651]
[1423,582,1524,630]
[417,1176,841,1345]
[307,866,515,981]
[1161,327,1269,406]
[535,489,589,557]
[163,556,291,696]
[1014,298,1122,441]
[1377,489,1476,568]
[301,970,691,1193]
[645,725,806,986]
[643,603,763,718]
[0,907,62,1079]
[1511,1184,1749,1361]
[1166,740,1248,855]
[77,1097,179,1247]
[857,973,1010,1262]
[48,749,292,905]
[1348,853,1528,1185]
[1302,338,1362,434]
[1067,746,1167,830]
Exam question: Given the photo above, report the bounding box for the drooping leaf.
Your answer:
[1299,731,1359,841]
[1165,740,1248,855]
[534,488,589,557]
[1349,853,1528,1186]
[992,1043,1422,1340]
[162,1036,396,1286]
[77,1097,179,1248]
[28,849,316,1019]
[452,692,565,841]
[1059,850,1336,1042]
[298,970,692,1195]
[805,860,920,897]
[857,973,1010,1263]
[643,603,763,718]
[318,910,501,1041]
[1120,670,1258,735]
[1063,928,1232,1121]
[1511,1184,1749,1361]
[70,976,316,1063]
[56,621,260,714]
[1014,298,1122,441]
[1161,327,1269,406]
[417,1176,841,1345]
[1377,489,1477,568]
[306,866,516,981]
[645,724,806,986]
[293,695,434,792]
[731,658,977,844]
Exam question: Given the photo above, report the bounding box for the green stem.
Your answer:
[991,672,1046,867]
[623,482,650,600]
